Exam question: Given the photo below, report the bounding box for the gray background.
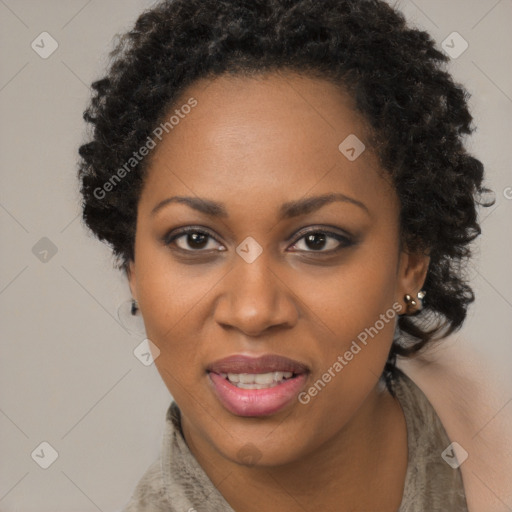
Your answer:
[0,0,511,510]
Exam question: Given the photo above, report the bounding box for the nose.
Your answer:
[213,253,299,337]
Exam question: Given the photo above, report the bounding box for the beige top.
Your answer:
[122,368,468,511]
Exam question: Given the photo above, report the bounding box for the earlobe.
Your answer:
[396,249,430,314]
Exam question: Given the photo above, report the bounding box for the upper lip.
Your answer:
[207,354,309,375]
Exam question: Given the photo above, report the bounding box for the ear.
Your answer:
[126,260,138,301]
[396,248,430,314]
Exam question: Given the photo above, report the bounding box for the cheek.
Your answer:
[133,236,198,360]
[298,233,399,344]
[294,235,400,408]
[134,225,211,325]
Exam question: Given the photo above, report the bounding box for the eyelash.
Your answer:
[163,225,354,256]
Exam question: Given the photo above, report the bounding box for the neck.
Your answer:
[181,381,407,512]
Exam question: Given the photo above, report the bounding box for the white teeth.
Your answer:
[220,371,294,388]
[254,372,275,385]
[239,373,255,384]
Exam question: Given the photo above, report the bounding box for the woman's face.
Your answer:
[128,71,427,467]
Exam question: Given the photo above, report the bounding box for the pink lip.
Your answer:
[208,372,308,417]
[206,354,309,417]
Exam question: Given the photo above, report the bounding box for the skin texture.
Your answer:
[128,71,430,511]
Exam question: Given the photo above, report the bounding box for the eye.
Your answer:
[163,226,354,255]
[288,229,353,253]
[164,227,226,253]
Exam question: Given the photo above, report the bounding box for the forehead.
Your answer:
[140,71,396,216]
[155,70,367,159]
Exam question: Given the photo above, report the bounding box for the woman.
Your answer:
[77,0,498,510]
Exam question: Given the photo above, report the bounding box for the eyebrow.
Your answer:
[150,193,369,219]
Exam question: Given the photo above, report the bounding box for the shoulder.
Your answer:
[397,339,512,512]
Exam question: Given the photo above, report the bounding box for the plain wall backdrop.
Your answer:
[0,0,511,510]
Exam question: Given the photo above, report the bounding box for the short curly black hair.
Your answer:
[78,0,492,391]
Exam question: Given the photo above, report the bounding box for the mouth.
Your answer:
[206,354,310,417]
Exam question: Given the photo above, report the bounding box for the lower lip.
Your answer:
[208,372,308,417]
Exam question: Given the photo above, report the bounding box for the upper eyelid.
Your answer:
[290,226,351,242]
